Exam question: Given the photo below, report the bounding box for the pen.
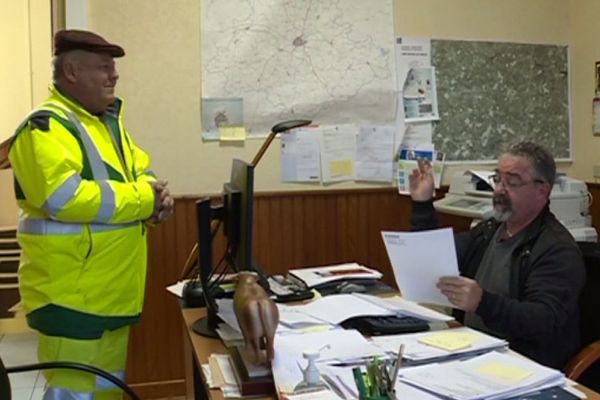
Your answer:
[322,374,347,400]
[382,362,392,392]
[391,344,404,389]
[352,367,368,399]
[366,360,378,397]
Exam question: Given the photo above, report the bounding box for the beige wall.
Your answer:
[3,0,599,222]
[0,1,51,227]
[568,0,600,181]
[86,0,578,197]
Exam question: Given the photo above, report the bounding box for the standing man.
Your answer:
[7,30,174,399]
[409,142,585,368]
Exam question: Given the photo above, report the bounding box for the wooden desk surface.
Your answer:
[181,307,600,400]
[182,307,274,400]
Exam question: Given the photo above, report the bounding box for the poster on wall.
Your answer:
[403,67,439,123]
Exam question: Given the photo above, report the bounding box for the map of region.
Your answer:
[201,0,397,136]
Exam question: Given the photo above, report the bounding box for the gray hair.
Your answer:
[504,141,556,186]
[52,54,67,82]
[52,51,84,82]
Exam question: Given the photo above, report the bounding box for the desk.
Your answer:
[181,307,600,400]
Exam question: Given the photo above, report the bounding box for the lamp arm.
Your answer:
[250,119,312,167]
[251,130,278,167]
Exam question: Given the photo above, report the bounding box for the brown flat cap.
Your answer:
[54,29,125,57]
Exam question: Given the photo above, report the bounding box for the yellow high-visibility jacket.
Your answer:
[8,84,157,339]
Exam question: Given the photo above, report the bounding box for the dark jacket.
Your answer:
[411,200,585,368]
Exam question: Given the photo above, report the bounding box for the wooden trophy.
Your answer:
[230,271,279,395]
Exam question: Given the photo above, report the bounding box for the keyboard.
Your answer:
[341,315,430,336]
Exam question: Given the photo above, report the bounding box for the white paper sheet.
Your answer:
[281,126,322,182]
[399,351,564,400]
[381,228,459,306]
[353,294,453,322]
[274,328,386,363]
[355,124,395,182]
[370,327,508,364]
[293,294,393,325]
[320,125,357,183]
[395,37,431,91]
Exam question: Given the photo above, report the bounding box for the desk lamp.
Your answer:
[251,119,312,167]
[191,119,312,339]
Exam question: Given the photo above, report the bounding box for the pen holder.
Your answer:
[353,363,398,400]
[359,392,397,400]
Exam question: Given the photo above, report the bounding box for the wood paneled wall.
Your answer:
[127,184,600,397]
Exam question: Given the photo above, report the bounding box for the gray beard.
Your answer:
[493,207,512,222]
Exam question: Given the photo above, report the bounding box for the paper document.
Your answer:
[355,124,395,182]
[293,294,393,325]
[381,228,459,306]
[280,126,321,183]
[370,326,508,364]
[165,280,188,298]
[319,124,357,182]
[289,262,382,289]
[399,351,564,400]
[274,328,386,363]
[353,293,454,322]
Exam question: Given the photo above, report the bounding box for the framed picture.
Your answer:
[595,61,600,96]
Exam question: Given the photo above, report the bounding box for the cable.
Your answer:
[6,362,140,400]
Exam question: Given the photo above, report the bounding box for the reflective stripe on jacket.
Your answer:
[8,84,157,339]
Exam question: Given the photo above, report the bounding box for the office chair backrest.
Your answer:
[577,241,600,347]
[0,356,141,400]
[0,356,11,399]
[571,241,600,389]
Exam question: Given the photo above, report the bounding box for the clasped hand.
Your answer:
[149,180,174,224]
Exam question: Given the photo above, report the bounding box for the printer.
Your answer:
[434,170,597,242]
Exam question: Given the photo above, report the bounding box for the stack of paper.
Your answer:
[292,294,394,325]
[272,329,386,399]
[275,328,386,364]
[277,303,334,329]
[398,351,564,400]
[203,354,243,398]
[370,326,508,364]
[289,263,383,289]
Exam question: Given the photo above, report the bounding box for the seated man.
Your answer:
[409,142,585,368]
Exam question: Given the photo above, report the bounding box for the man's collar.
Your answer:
[50,83,120,117]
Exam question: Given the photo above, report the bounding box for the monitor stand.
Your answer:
[191,317,219,339]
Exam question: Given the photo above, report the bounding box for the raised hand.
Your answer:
[408,158,435,201]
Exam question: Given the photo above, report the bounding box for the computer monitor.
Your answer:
[223,159,254,272]
[190,120,312,338]
[192,159,255,337]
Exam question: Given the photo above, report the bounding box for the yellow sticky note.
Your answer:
[418,331,477,352]
[475,363,533,383]
[329,160,353,177]
[218,126,246,141]
[301,325,331,333]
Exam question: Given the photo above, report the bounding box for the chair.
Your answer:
[0,356,140,400]
[563,241,600,390]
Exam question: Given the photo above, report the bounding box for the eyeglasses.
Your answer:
[489,173,545,189]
